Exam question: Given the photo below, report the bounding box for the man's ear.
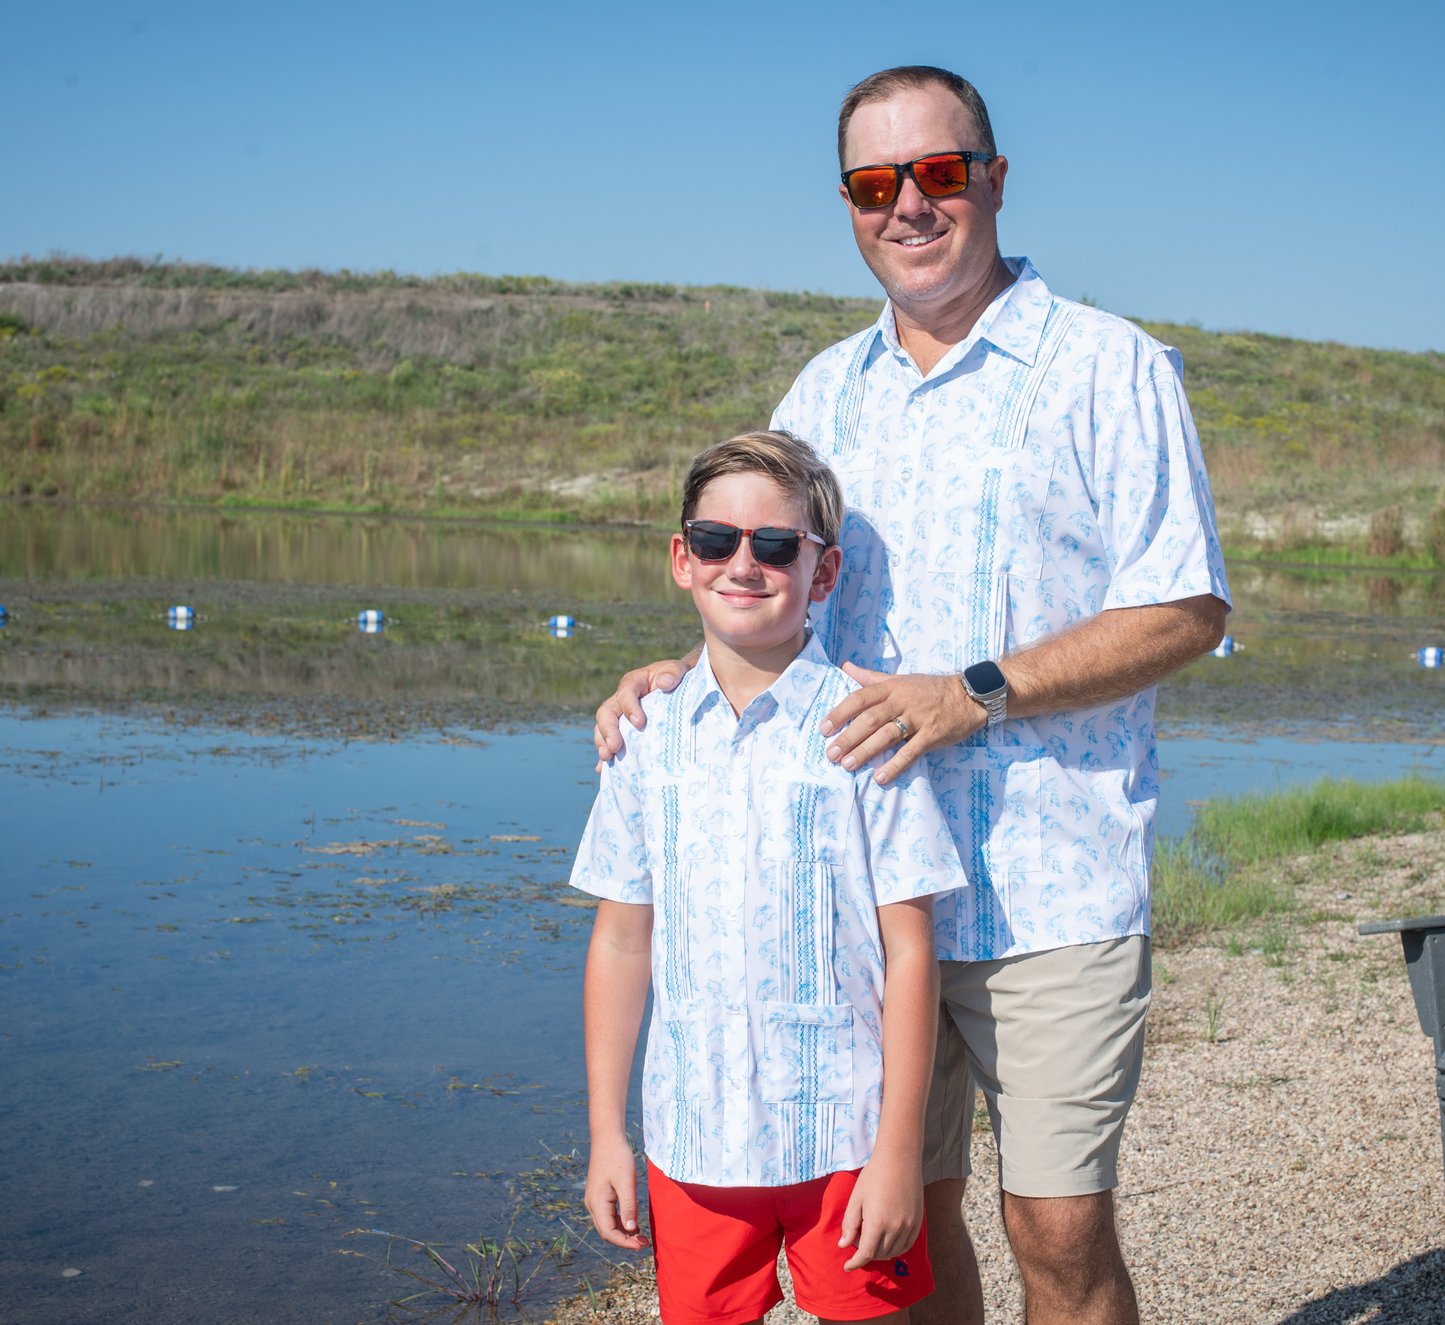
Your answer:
[670,533,693,590]
[809,545,843,602]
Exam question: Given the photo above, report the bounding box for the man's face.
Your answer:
[840,84,1008,313]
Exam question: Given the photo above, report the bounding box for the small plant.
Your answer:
[1260,922,1290,966]
[1203,989,1226,1043]
[1226,932,1246,957]
[1429,487,1445,567]
[1368,504,1404,557]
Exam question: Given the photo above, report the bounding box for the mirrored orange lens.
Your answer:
[914,155,970,197]
[846,168,898,208]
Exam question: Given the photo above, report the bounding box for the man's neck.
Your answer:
[703,627,808,718]
[891,252,1016,377]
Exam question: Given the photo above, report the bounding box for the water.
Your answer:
[3,501,1444,1322]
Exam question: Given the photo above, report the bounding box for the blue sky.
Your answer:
[4,0,1441,351]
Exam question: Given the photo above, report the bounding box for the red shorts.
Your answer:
[647,1161,932,1324]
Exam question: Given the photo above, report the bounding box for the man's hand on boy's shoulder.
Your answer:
[839,1148,925,1272]
[822,664,985,787]
[594,654,696,768]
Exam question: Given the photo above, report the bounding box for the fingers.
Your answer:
[819,683,884,740]
[838,1185,864,1262]
[585,1180,650,1251]
[839,661,890,687]
[842,1218,883,1272]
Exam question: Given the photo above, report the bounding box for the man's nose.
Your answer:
[892,174,932,219]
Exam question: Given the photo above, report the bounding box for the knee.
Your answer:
[923,1178,968,1227]
[1002,1191,1121,1283]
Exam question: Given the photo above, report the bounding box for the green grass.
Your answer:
[2,257,1443,544]
[1152,774,1445,945]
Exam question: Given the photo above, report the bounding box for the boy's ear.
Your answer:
[670,533,693,590]
[809,544,842,603]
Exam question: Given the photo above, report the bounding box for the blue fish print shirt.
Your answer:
[770,258,1232,962]
[571,634,963,1186]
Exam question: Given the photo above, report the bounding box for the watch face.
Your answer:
[964,660,1007,696]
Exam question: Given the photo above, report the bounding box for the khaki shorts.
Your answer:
[922,936,1151,1199]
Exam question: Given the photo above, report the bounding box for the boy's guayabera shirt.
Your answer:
[772,258,1232,962]
[571,633,963,1187]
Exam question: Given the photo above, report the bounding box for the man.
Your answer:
[594,66,1230,1325]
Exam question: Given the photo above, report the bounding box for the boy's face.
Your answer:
[670,472,841,657]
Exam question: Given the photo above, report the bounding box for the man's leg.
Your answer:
[914,1178,984,1325]
[1001,1190,1137,1325]
[943,936,1152,1325]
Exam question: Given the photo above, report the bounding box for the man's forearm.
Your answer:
[998,594,1228,721]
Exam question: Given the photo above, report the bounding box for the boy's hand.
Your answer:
[584,1135,650,1251]
[838,1150,924,1272]
[593,655,697,768]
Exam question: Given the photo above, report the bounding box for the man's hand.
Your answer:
[593,654,696,768]
[820,665,984,787]
[584,1133,650,1251]
[839,1150,925,1271]
[820,595,1229,786]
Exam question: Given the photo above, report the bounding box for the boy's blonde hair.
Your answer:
[680,430,844,548]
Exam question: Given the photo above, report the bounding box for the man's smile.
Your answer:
[895,231,945,248]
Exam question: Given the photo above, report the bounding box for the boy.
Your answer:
[572,430,964,1325]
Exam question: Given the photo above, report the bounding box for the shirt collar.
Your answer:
[876,255,1054,378]
[689,631,836,732]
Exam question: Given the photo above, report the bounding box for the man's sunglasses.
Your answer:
[683,520,826,568]
[841,151,995,210]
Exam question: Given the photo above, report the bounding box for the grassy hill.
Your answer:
[2,256,1443,564]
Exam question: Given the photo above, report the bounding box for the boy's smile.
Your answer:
[670,472,840,704]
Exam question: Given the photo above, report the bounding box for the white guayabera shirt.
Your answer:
[571,633,962,1186]
[772,258,1232,962]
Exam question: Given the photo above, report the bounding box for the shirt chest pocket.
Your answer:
[756,1002,854,1104]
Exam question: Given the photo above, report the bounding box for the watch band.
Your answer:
[961,671,1008,728]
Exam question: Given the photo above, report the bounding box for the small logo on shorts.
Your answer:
[894,1258,909,1277]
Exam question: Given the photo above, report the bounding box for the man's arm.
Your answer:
[821,593,1228,786]
[593,644,702,766]
[582,899,654,1251]
[839,895,939,1271]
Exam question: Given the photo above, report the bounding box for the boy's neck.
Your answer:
[702,624,810,718]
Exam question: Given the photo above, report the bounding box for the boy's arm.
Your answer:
[583,898,655,1251]
[839,894,939,1271]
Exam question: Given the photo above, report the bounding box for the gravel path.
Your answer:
[551,829,1445,1323]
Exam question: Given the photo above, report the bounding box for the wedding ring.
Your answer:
[893,717,908,739]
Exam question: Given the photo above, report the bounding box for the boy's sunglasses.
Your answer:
[841,151,995,210]
[683,520,826,568]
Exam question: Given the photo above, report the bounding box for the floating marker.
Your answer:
[167,606,195,631]
[0,604,6,626]
[548,614,577,639]
[1421,647,1444,669]
[1211,636,1239,657]
[358,610,385,633]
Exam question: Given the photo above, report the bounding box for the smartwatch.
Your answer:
[961,660,1008,728]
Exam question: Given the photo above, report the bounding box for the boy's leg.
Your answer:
[779,1169,933,1322]
[647,1162,786,1325]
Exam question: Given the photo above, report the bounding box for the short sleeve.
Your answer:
[1096,346,1232,613]
[857,759,966,906]
[569,727,653,904]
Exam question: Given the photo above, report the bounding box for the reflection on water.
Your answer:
[1,500,686,601]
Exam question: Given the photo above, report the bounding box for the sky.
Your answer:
[3,0,1442,351]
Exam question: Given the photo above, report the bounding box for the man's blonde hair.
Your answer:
[680,430,843,549]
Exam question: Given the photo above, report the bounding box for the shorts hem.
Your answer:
[795,1291,931,1321]
[659,1287,785,1325]
[998,1166,1117,1199]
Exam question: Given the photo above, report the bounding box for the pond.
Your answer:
[3,501,1444,1323]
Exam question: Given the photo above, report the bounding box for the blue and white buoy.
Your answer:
[167,606,196,631]
[0,604,7,627]
[358,610,385,634]
[548,614,575,639]
[1420,646,1444,669]
[1211,636,1239,658]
